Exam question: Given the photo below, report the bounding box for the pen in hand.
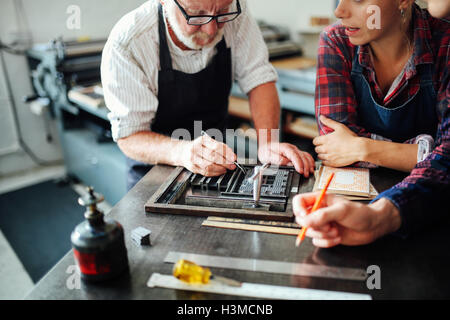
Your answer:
[295,172,335,247]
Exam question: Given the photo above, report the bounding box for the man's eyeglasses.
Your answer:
[173,0,241,26]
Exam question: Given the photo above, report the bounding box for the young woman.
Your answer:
[313,0,448,172]
[293,0,449,247]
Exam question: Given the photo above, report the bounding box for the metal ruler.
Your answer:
[165,251,367,281]
[147,273,371,300]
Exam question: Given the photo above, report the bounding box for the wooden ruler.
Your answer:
[202,216,300,236]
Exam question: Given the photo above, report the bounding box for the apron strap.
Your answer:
[158,3,173,71]
[350,46,364,74]
[417,63,434,84]
[217,36,227,52]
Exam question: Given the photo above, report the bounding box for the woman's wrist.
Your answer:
[354,138,419,171]
[355,137,371,162]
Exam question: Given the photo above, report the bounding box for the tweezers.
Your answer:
[234,162,246,175]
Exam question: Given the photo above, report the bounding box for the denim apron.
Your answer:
[126,4,232,190]
[351,47,438,143]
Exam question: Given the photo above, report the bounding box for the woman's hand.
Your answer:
[293,192,402,248]
[313,116,365,167]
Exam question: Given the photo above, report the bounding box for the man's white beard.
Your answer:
[164,0,225,50]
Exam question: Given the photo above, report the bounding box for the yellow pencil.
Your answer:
[295,172,335,247]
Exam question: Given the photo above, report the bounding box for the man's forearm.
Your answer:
[248,82,280,145]
[117,131,188,166]
[358,137,418,172]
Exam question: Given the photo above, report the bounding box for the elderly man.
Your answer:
[101,0,314,189]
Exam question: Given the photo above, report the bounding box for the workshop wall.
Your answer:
[248,0,335,36]
[0,0,334,176]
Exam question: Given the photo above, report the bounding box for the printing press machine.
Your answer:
[26,38,128,205]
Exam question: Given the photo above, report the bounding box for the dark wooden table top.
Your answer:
[25,165,450,299]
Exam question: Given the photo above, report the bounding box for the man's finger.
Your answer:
[303,151,316,173]
[199,146,236,170]
[261,144,290,166]
[300,204,347,229]
[305,226,338,239]
[297,152,311,177]
[293,192,323,217]
[312,237,341,248]
[277,155,291,166]
[205,149,236,170]
[202,135,236,164]
[261,151,290,167]
[295,150,315,177]
[195,163,227,177]
[287,148,307,176]
[279,145,304,174]
[217,143,237,164]
[194,158,227,176]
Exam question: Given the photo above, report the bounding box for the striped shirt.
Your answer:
[101,0,277,141]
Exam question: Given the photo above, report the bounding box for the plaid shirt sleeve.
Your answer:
[315,25,372,138]
[373,51,450,238]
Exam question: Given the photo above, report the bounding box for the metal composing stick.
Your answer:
[165,252,367,281]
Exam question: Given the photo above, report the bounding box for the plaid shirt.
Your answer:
[315,5,450,237]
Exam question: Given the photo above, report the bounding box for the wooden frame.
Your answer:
[144,166,301,222]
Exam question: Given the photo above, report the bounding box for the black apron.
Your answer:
[126,4,232,190]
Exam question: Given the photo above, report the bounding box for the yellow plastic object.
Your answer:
[173,259,212,284]
[77,36,91,42]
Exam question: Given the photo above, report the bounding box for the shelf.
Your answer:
[271,56,316,70]
[297,26,328,34]
[284,116,319,139]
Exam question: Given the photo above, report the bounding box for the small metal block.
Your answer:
[131,227,152,246]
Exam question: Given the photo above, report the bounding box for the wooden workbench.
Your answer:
[25,165,450,300]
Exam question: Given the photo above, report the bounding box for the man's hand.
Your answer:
[179,135,236,176]
[258,142,315,177]
[293,192,402,248]
[313,116,365,167]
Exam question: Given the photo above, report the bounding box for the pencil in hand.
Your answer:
[295,172,335,247]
